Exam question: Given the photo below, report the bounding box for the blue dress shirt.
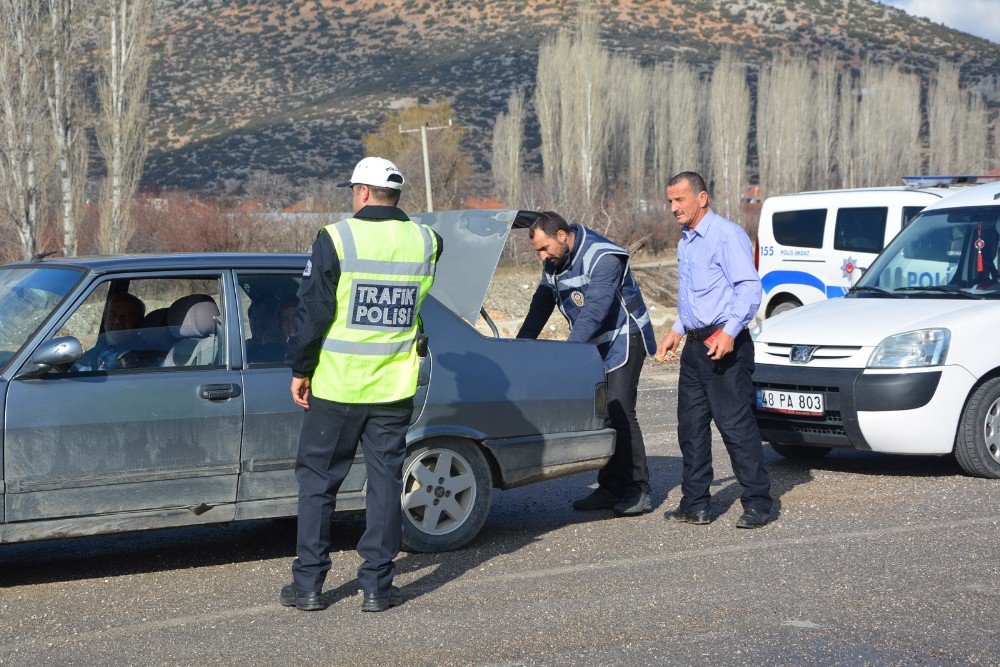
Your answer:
[671,209,761,339]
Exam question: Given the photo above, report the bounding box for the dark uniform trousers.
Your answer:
[598,331,650,494]
[677,329,772,513]
[292,394,413,596]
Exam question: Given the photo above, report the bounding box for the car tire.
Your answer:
[768,298,802,318]
[400,438,493,553]
[954,377,1000,479]
[770,443,832,460]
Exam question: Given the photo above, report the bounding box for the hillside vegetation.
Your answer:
[146,0,1000,189]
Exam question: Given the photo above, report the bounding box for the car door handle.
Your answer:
[198,383,242,400]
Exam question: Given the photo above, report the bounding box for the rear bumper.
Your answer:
[483,428,615,489]
[752,365,947,451]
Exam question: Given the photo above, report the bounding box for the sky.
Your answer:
[879,0,1000,43]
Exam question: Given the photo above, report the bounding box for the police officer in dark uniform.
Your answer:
[280,157,442,612]
[517,212,658,516]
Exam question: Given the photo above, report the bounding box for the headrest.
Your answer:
[143,307,169,329]
[168,294,220,338]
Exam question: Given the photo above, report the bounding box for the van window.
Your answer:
[772,209,826,248]
[834,207,887,254]
[902,206,925,229]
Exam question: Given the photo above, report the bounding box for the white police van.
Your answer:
[751,180,1000,478]
[756,185,955,318]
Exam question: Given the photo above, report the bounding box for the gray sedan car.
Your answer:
[0,210,613,552]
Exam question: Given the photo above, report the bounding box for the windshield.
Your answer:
[853,205,1000,300]
[0,266,83,372]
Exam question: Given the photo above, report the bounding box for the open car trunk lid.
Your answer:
[412,209,541,324]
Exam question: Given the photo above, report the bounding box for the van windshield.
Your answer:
[852,205,1000,299]
[0,266,83,372]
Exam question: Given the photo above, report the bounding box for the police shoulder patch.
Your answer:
[571,290,585,307]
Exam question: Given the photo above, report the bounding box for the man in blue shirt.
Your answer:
[657,172,773,529]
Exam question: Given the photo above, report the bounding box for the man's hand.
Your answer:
[655,329,682,362]
[291,376,311,410]
[706,331,735,360]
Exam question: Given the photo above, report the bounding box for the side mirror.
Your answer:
[15,336,83,379]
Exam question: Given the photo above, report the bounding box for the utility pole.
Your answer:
[398,118,452,212]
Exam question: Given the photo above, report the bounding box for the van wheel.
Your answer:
[770,443,831,460]
[400,438,493,553]
[768,298,802,318]
[954,378,1000,478]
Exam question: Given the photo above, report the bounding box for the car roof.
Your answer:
[766,186,951,200]
[6,253,308,274]
[922,181,1000,211]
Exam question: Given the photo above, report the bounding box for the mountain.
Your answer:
[145,0,1000,190]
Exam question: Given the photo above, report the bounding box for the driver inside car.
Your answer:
[73,292,149,371]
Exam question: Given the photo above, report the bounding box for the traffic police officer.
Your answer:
[280,157,441,612]
[517,212,658,515]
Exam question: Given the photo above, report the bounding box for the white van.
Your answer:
[756,187,953,318]
[750,180,1000,478]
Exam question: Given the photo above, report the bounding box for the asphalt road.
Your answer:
[1,362,997,666]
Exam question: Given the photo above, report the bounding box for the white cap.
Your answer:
[337,156,405,190]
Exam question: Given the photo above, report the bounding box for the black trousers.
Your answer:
[292,395,413,596]
[676,329,772,513]
[597,332,650,494]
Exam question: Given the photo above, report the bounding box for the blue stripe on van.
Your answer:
[760,270,826,294]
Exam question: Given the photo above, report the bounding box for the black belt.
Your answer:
[686,324,723,341]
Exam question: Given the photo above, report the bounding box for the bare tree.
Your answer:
[533,30,569,194]
[0,0,49,260]
[956,88,991,173]
[928,61,960,174]
[45,0,90,257]
[812,54,838,190]
[623,64,652,196]
[836,68,859,188]
[666,59,704,186]
[556,19,611,212]
[707,50,749,222]
[758,55,815,198]
[491,88,524,207]
[96,0,156,254]
[649,62,671,193]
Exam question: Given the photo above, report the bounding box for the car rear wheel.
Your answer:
[770,443,832,460]
[400,438,493,553]
[954,377,1000,479]
[768,298,802,318]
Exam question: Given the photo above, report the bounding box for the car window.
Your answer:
[902,206,925,229]
[236,272,301,367]
[53,276,225,373]
[771,209,826,248]
[834,207,887,254]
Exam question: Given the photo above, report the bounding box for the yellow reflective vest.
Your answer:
[311,217,438,404]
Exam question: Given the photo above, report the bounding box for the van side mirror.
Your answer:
[16,336,83,378]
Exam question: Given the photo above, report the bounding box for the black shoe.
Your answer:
[280,583,326,611]
[736,508,771,529]
[614,488,652,516]
[361,586,406,612]
[663,507,712,525]
[572,487,623,511]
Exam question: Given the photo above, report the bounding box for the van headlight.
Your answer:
[867,329,950,368]
[749,321,764,341]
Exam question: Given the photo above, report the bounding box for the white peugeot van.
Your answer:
[751,180,1000,478]
[756,186,953,318]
